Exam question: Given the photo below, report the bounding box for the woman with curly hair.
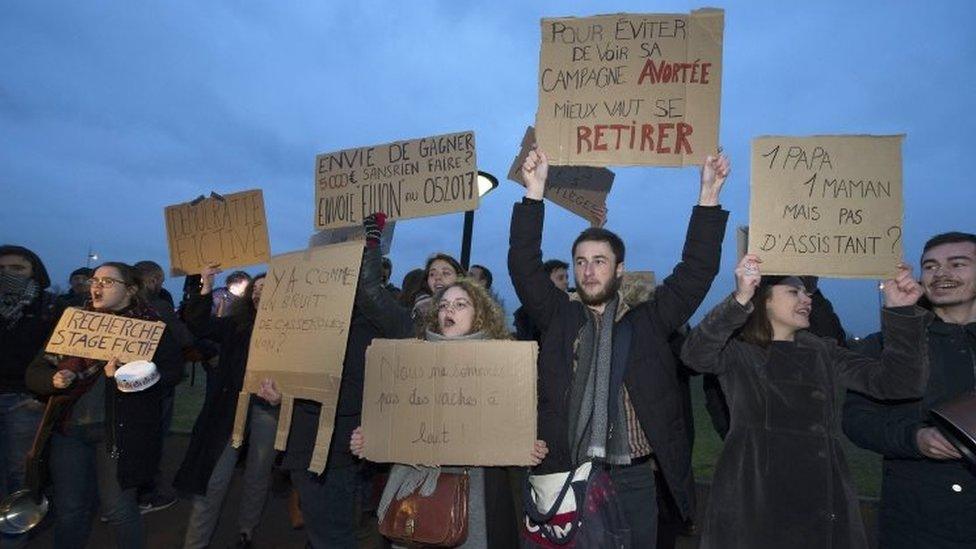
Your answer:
[350,278,548,548]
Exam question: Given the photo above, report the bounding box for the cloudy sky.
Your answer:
[3,1,974,336]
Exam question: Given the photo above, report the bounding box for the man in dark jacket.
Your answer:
[281,305,380,548]
[55,267,93,311]
[0,245,57,548]
[510,149,730,547]
[134,259,195,512]
[844,231,976,548]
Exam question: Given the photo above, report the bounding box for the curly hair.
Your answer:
[421,278,511,340]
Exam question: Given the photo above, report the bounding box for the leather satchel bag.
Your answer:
[379,470,469,547]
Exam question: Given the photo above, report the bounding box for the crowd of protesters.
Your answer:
[1,147,974,549]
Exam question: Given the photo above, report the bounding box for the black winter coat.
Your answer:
[843,318,976,548]
[173,292,253,496]
[682,295,929,549]
[2,291,57,394]
[25,304,183,490]
[508,200,728,520]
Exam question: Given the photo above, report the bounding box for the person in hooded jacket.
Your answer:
[0,245,57,548]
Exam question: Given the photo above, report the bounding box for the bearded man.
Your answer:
[508,148,730,548]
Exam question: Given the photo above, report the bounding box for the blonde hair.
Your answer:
[422,278,511,340]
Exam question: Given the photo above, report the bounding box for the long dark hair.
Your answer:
[423,253,464,295]
[737,285,774,348]
[228,273,266,332]
[94,261,151,309]
[398,268,426,308]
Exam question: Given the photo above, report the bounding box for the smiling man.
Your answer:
[509,148,729,547]
[844,231,976,548]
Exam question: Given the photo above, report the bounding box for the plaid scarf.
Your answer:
[0,272,39,329]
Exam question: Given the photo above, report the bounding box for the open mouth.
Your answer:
[443,317,456,328]
[795,307,811,317]
[932,280,961,290]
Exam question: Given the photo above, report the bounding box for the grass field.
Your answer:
[172,367,883,498]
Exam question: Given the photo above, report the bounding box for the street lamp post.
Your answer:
[460,171,499,270]
[86,246,99,268]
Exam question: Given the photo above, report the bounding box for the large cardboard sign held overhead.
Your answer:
[231,241,362,473]
[315,131,478,230]
[749,135,905,279]
[361,339,538,466]
[46,307,166,363]
[164,189,271,276]
[508,126,614,225]
[536,9,724,167]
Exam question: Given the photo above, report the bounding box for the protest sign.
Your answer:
[309,221,396,256]
[736,225,749,262]
[748,135,904,278]
[231,240,362,473]
[315,131,478,230]
[621,271,656,306]
[361,339,538,466]
[46,307,166,363]
[508,126,614,225]
[164,190,271,277]
[536,9,724,167]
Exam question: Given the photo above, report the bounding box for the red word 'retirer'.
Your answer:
[576,122,693,155]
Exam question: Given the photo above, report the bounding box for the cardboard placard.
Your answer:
[736,225,749,262]
[164,189,271,276]
[508,127,614,225]
[231,240,362,473]
[748,135,905,278]
[314,131,478,230]
[361,339,538,466]
[309,221,396,256]
[621,271,656,307]
[46,307,166,363]
[536,10,724,167]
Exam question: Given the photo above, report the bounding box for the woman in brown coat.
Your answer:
[680,255,929,549]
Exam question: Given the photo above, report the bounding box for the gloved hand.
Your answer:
[363,212,387,249]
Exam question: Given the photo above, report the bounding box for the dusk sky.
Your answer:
[3,1,974,336]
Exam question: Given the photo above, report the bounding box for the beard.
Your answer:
[577,274,622,307]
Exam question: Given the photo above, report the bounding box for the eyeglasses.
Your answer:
[437,298,472,313]
[88,277,126,288]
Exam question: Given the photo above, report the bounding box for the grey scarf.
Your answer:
[567,296,631,465]
[377,330,488,523]
[0,272,39,328]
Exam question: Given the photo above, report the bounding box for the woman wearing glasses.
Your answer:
[26,262,182,549]
[349,278,549,548]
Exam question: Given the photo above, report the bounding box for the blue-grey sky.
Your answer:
[3,1,974,336]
